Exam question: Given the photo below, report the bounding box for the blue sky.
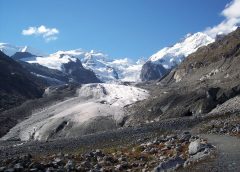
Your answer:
[0,0,233,60]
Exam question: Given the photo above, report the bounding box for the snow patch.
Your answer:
[26,54,77,70]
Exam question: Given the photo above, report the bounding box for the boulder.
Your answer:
[188,139,201,155]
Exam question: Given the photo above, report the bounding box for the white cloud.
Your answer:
[204,0,240,38]
[22,25,59,42]
[222,0,240,19]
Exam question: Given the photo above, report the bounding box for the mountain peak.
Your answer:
[148,32,214,69]
[21,46,28,52]
[140,32,215,81]
[0,43,46,57]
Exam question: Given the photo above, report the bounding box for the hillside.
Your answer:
[0,51,45,112]
[126,27,240,125]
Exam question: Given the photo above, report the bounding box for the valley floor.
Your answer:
[1,112,240,171]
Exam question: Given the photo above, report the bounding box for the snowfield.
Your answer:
[25,53,77,71]
[1,83,149,141]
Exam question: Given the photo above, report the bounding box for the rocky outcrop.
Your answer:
[62,58,101,83]
[11,52,36,60]
[140,62,168,81]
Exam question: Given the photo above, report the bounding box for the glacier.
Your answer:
[1,83,149,141]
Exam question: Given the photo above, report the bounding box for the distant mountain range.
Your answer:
[24,49,145,82]
[0,44,145,82]
[0,43,45,57]
[0,31,218,84]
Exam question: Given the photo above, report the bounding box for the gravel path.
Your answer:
[187,134,240,172]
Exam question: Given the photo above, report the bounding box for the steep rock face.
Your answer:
[0,51,45,111]
[140,62,169,81]
[62,58,101,84]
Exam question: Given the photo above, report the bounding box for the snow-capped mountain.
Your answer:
[0,42,144,83]
[24,49,144,82]
[0,44,100,84]
[0,43,45,57]
[25,51,78,71]
[140,32,215,81]
[149,32,214,69]
[1,31,214,83]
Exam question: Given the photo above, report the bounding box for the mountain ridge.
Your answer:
[0,31,216,83]
[0,45,145,82]
[140,32,215,81]
[0,43,45,57]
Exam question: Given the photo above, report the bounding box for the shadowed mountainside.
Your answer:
[0,51,45,112]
